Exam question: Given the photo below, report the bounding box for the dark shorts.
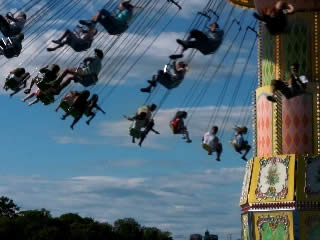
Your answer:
[75,73,98,87]
[157,70,180,89]
[66,32,91,52]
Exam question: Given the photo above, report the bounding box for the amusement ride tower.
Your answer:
[226,0,320,239]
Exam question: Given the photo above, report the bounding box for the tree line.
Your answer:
[0,196,173,240]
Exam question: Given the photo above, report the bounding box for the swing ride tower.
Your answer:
[226,0,320,239]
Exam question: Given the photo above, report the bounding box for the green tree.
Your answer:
[0,196,20,218]
[114,218,143,240]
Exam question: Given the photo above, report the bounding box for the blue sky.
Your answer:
[0,0,257,239]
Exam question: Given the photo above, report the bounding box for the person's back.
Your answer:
[116,8,133,26]
[9,13,26,35]
[198,28,224,55]
[203,131,219,149]
[83,56,102,76]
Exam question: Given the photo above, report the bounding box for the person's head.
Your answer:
[19,68,26,74]
[209,22,219,32]
[240,126,248,134]
[17,12,26,20]
[91,94,99,103]
[16,33,24,40]
[120,1,134,10]
[181,111,187,119]
[149,103,157,112]
[177,61,189,71]
[210,126,218,134]
[290,63,299,74]
[50,64,60,74]
[82,90,90,99]
[94,48,104,59]
[275,1,288,10]
[137,112,147,120]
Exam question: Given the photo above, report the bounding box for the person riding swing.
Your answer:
[47,24,97,52]
[4,67,30,97]
[202,126,223,161]
[253,0,295,35]
[267,63,308,102]
[140,61,189,93]
[22,64,61,106]
[0,11,26,37]
[170,22,224,59]
[0,33,24,58]
[124,104,159,145]
[170,111,192,143]
[53,48,104,94]
[79,1,141,35]
[56,90,91,129]
[84,94,106,125]
[231,126,251,161]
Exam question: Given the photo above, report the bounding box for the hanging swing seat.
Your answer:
[38,91,54,105]
[60,101,82,118]
[129,127,141,138]
[4,75,20,90]
[202,143,212,153]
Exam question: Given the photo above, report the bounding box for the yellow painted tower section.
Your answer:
[231,0,320,239]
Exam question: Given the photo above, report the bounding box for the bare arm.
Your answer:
[94,104,106,114]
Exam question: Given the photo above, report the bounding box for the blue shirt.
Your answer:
[116,9,133,26]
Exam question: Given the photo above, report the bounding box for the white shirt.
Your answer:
[203,132,219,149]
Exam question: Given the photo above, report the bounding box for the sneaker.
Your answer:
[140,87,151,93]
[241,156,248,161]
[169,54,183,60]
[267,95,277,102]
[24,89,31,94]
[52,40,61,45]
[176,39,188,50]
[47,47,56,52]
[216,158,221,161]
[186,139,192,143]
[86,121,90,125]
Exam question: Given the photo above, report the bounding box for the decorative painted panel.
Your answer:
[261,26,275,86]
[282,94,313,155]
[282,14,312,81]
[240,158,254,206]
[300,211,320,240]
[253,211,294,240]
[256,88,273,157]
[249,155,295,203]
[241,213,251,240]
[305,155,320,196]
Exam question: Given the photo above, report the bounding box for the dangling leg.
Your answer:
[22,92,36,102]
[86,112,96,125]
[70,116,81,130]
[52,29,72,44]
[28,98,39,106]
[216,143,222,161]
[61,112,70,120]
[140,74,158,93]
[241,144,251,161]
[183,128,192,143]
